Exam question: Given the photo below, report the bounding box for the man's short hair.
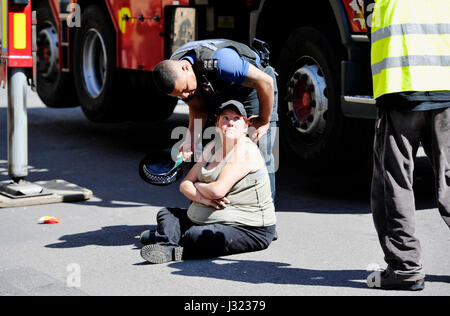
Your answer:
[152,60,178,95]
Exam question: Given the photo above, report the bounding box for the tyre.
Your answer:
[36,1,78,108]
[72,5,121,122]
[277,26,372,168]
[125,71,178,122]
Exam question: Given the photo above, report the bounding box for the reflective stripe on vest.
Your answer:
[371,0,450,99]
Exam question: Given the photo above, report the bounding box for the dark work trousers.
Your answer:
[371,106,450,280]
[243,65,279,201]
[256,121,278,201]
[153,207,276,260]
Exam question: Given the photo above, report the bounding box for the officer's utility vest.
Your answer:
[170,39,262,103]
[370,0,450,99]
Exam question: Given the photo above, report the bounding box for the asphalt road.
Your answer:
[0,85,449,297]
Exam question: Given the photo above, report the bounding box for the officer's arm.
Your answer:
[179,97,209,160]
[242,64,274,124]
[187,97,209,137]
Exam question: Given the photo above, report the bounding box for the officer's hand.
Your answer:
[248,115,270,143]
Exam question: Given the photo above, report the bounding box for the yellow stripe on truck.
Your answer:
[13,13,26,49]
[2,0,7,49]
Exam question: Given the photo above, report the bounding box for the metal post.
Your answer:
[7,67,28,182]
[0,65,49,198]
[0,1,92,206]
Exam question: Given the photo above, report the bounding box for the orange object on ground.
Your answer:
[38,216,60,224]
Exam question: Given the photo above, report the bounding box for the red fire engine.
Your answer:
[30,0,375,165]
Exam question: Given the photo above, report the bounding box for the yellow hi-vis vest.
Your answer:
[371,0,450,99]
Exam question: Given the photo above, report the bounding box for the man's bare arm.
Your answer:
[179,97,209,159]
[242,64,274,124]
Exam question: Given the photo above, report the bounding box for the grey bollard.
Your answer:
[7,68,28,181]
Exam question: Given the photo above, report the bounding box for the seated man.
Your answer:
[139,100,276,264]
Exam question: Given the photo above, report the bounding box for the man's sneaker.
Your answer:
[139,230,156,245]
[140,244,183,264]
[367,269,425,291]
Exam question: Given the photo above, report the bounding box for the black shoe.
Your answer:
[273,231,278,241]
[367,269,425,291]
[139,230,156,245]
[140,244,183,264]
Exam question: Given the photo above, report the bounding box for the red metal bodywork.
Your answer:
[341,0,368,33]
[109,0,189,70]
[43,0,366,73]
[47,0,189,72]
[0,1,34,85]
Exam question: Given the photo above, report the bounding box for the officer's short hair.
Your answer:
[152,60,178,95]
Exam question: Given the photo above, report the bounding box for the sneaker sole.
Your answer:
[140,244,183,264]
[381,281,425,291]
[367,271,425,291]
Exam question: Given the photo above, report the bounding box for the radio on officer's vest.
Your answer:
[251,38,270,68]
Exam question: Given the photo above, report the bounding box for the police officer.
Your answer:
[365,0,450,290]
[152,39,278,200]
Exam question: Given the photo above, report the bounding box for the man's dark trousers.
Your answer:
[371,106,450,280]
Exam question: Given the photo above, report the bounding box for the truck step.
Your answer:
[344,95,376,105]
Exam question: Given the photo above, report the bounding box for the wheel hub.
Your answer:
[286,64,328,137]
[37,25,59,80]
[82,29,108,98]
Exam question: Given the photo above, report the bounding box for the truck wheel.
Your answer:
[72,5,121,122]
[277,26,368,167]
[131,90,178,122]
[125,71,178,122]
[36,1,77,108]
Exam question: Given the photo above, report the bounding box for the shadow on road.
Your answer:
[160,258,450,289]
[44,225,156,249]
[44,219,450,290]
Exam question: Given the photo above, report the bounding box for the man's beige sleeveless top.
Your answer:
[187,138,276,227]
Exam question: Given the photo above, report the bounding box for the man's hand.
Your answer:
[248,115,270,143]
[242,64,274,142]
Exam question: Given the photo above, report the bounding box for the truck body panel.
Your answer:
[28,0,377,164]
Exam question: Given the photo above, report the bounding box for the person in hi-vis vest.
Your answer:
[364,0,450,291]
